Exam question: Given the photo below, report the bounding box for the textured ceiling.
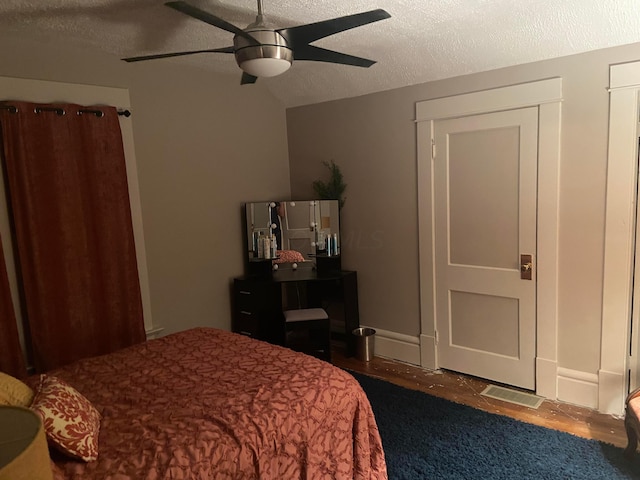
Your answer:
[2,0,640,107]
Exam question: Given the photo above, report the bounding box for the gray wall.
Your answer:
[286,42,640,375]
[0,32,290,336]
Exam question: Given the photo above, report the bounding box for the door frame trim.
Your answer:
[416,78,562,398]
[600,61,640,414]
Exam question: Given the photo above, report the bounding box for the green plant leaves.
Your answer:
[312,160,347,209]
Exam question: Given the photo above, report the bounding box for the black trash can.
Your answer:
[352,327,376,361]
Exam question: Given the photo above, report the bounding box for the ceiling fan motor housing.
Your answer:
[234,30,293,77]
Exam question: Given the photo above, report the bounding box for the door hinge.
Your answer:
[434,329,439,345]
[431,139,436,160]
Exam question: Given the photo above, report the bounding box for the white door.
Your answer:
[434,107,538,390]
[282,202,315,259]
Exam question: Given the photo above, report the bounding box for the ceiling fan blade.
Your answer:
[293,44,375,68]
[278,9,390,46]
[241,72,258,85]
[165,1,259,45]
[122,47,234,62]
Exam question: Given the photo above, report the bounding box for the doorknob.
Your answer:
[520,254,533,280]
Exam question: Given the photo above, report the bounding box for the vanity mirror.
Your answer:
[235,199,359,355]
[244,200,340,270]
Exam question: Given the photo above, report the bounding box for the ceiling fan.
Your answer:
[122,1,391,84]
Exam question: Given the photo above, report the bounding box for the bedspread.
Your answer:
[47,327,387,479]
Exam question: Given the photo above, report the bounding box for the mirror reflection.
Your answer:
[246,200,340,264]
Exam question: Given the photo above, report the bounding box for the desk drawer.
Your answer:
[232,279,281,340]
[234,310,260,338]
[235,287,260,311]
[234,279,279,310]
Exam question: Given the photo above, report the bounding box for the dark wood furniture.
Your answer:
[624,386,640,457]
[232,267,360,357]
[283,308,331,361]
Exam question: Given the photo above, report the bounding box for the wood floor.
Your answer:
[332,349,629,449]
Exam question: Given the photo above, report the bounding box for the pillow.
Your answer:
[275,249,306,264]
[30,374,101,462]
[0,371,34,406]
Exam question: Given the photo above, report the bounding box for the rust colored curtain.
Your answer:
[0,233,26,377]
[0,101,145,371]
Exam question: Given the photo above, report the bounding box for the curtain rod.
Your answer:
[0,105,132,117]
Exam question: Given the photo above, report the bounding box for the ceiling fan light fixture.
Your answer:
[239,57,291,77]
[234,30,292,78]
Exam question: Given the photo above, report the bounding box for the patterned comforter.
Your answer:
[48,327,387,479]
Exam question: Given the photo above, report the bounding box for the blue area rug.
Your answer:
[352,372,640,479]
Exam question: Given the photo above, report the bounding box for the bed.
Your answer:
[34,327,386,479]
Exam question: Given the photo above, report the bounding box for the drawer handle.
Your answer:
[239,331,253,336]
[240,311,252,316]
[239,291,252,295]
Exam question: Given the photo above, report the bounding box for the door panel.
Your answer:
[282,202,315,258]
[434,107,538,390]
[449,127,519,269]
[450,291,519,357]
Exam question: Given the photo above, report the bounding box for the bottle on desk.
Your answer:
[257,233,265,258]
[263,235,271,259]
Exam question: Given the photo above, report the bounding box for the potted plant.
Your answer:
[312,160,347,209]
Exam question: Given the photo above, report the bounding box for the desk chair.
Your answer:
[283,308,331,362]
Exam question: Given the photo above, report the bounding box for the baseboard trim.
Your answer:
[363,326,421,366]
[362,329,614,414]
[419,333,437,369]
[535,357,557,400]
[557,367,599,410]
[145,326,164,340]
[598,369,626,416]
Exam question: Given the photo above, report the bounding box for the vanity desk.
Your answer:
[232,200,360,357]
[232,265,359,356]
